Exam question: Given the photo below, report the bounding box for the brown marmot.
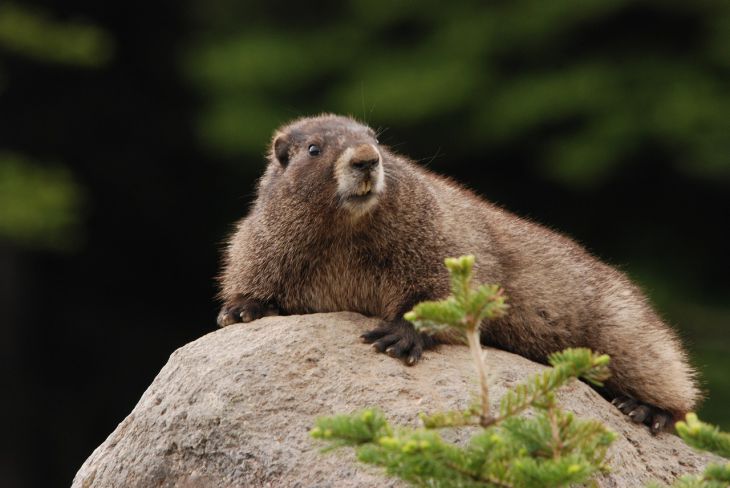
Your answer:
[217,114,700,433]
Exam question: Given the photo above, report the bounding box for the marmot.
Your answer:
[217,114,700,433]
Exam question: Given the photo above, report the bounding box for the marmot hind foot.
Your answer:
[612,395,673,434]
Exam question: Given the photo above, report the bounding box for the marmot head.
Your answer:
[265,114,386,220]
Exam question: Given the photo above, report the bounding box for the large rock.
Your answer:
[73,313,717,487]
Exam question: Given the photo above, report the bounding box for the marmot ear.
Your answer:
[273,135,290,166]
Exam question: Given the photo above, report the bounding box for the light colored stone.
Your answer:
[72,312,718,487]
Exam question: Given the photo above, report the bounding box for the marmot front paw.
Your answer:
[361,319,438,366]
[216,297,278,327]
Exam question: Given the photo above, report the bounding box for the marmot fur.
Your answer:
[217,114,700,433]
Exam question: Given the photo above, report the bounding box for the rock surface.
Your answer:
[73,312,717,487]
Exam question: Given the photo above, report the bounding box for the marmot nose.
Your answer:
[350,144,380,172]
[351,158,379,171]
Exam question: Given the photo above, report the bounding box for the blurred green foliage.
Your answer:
[0,3,111,250]
[0,153,83,250]
[185,0,730,186]
[0,3,112,66]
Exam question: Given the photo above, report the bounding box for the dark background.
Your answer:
[0,1,728,486]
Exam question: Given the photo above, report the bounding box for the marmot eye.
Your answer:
[308,144,321,156]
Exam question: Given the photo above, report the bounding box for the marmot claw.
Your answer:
[217,297,278,327]
[611,395,673,434]
[361,320,437,366]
